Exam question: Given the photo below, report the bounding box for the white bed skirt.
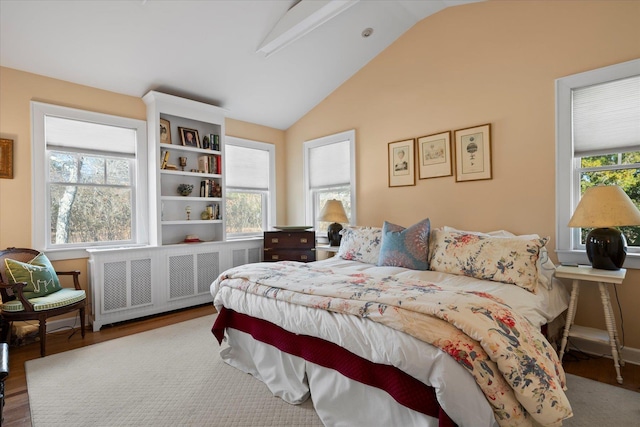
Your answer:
[221,328,440,427]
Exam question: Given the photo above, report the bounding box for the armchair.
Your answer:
[0,248,86,357]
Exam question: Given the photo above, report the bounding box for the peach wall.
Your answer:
[284,1,640,349]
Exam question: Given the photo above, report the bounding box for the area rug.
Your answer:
[26,314,639,426]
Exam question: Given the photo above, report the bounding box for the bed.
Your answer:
[210,222,573,427]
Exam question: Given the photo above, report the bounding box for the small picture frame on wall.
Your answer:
[0,138,13,179]
[388,138,415,187]
[454,123,492,182]
[179,127,200,148]
[417,131,452,179]
[159,119,172,144]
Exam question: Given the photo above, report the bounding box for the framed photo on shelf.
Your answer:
[454,123,492,182]
[417,131,452,179]
[0,138,13,179]
[159,119,171,144]
[388,138,415,187]
[179,127,200,148]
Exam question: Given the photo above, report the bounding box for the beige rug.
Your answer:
[26,314,639,426]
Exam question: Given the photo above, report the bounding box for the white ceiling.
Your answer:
[0,0,480,130]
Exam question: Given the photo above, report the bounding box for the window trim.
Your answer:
[555,59,640,268]
[303,130,356,231]
[224,136,276,239]
[31,101,148,260]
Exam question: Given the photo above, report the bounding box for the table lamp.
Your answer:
[317,200,348,246]
[568,185,640,270]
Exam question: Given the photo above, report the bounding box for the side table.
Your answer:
[555,265,626,384]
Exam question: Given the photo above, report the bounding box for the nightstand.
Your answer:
[263,231,316,262]
[555,265,626,384]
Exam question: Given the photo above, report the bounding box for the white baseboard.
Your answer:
[569,337,640,366]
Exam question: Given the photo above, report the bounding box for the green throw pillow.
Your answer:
[4,253,62,298]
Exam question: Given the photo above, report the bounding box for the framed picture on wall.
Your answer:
[454,123,492,182]
[417,131,452,179]
[388,138,415,187]
[159,119,172,144]
[179,127,200,148]
[0,138,13,179]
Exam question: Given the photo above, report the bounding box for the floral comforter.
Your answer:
[213,261,572,427]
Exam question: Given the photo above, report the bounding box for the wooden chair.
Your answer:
[0,248,86,357]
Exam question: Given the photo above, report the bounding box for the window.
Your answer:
[224,137,275,238]
[31,102,148,259]
[303,130,356,237]
[556,59,640,268]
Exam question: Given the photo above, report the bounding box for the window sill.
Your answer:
[556,249,640,270]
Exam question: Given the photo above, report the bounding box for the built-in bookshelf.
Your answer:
[143,91,228,245]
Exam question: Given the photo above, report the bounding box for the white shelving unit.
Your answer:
[86,91,265,331]
[143,91,228,246]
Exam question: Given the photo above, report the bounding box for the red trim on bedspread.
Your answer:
[212,307,457,427]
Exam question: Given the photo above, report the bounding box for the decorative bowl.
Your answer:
[177,184,194,196]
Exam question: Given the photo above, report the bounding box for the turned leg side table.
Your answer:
[555,265,626,384]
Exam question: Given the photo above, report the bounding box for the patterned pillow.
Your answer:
[4,252,62,298]
[429,229,548,293]
[439,226,555,290]
[336,226,383,264]
[377,218,430,270]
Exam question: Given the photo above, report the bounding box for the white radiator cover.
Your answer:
[88,239,263,331]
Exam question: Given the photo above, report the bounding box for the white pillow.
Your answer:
[337,226,382,265]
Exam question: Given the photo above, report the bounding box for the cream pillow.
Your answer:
[337,226,382,265]
[430,229,548,293]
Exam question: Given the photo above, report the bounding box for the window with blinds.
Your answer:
[31,102,147,257]
[225,137,275,238]
[555,59,640,267]
[304,130,356,235]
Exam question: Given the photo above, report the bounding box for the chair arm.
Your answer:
[56,270,82,290]
[0,281,34,311]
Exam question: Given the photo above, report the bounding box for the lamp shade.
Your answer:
[568,185,640,270]
[568,185,640,228]
[317,200,348,223]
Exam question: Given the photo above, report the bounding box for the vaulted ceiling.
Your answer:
[0,0,481,130]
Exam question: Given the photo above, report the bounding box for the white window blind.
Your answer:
[225,144,270,190]
[572,75,640,156]
[45,116,137,155]
[309,140,350,188]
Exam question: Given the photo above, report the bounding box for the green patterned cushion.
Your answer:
[4,253,62,298]
[0,288,85,312]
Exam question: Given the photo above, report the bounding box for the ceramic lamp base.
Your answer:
[327,222,343,247]
[586,227,627,270]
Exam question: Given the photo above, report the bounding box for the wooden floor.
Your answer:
[2,304,639,426]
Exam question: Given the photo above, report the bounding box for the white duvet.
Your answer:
[211,258,570,427]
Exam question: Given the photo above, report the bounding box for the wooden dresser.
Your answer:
[263,231,316,262]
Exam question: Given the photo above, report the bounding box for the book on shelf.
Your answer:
[198,155,209,174]
[161,150,169,169]
[200,179,222,198]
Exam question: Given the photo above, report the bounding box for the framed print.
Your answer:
[417,131,452,179]
[454,123,492,182]
[388,138,415,187]
[159,119,172,144]
[0,138,13,179]
[179,127,200,148]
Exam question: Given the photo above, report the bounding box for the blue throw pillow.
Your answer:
[377,218,430,270]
